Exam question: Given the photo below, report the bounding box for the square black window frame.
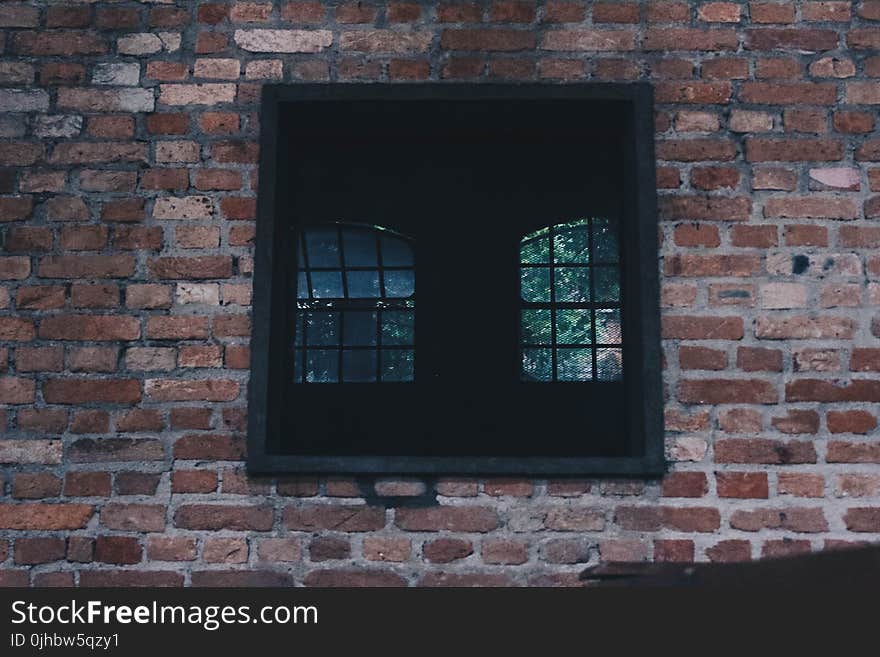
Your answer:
[247,83,664,477]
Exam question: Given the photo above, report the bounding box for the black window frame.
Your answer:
[248,83,663,477]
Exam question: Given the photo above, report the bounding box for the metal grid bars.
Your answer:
[293,223,415,383]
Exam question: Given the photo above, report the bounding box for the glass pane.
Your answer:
[347,270,380,298]
[521,267,550,302]
[305,311,339,346]
[297,238,305,266]
[342,227,378,267]
[557,347,593,381]
[293,348,303,382]
[556,308,591,345]
[381,234,414,267]
[593,218,619,263]
[521,309,552,345]
[553,223,589,264]
[297,272,309,299]
[342,349,377,382]
[293,314,304,346]
[384,270,415,298]
[381,349,414,382]
[522,348,552,381]
[304,226,341,268]
[520,232,549,265]
[343,311,377,346]
[596,309,622,344]
[554,267,590,303]
[597,348,623,381]
[382,311,414,346]
[594,266,620,302]
[306,349,338,383]
[311,271,344,298]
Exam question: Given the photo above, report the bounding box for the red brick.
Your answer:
[95,536,141,565]
[441,29,536,51]
[755,57,801,79]
[196,32,229,54]
[745,28,838,51]
[15,537,66,565]
[673,223,720,247]
[173,433,245,460]
[679,346,727,370]
[43,379,141,405]
[101,199,144,223]
[786,379,880,403]
[0,377,36,404]
[39,315,138,341]
[115,472,159,496]
[661,471,708,497]
[544,507,606,531]
[284,504,385,531]
[395,506,497,532]
[0,503,93,530]
[481,539,527,565]
[0,197,34,222]
[678,379,777,404]
[172,470,218,493]
[784,224,827,246]
[746,138,843,162]
[147,537,198,562]
[64,472,111,497]
[145,379,239,402]
[70,438,163,464]
[740,82,837,105]
[38,255,135,279]
[148,256,233,280]
[827,410,878,434]
[662,316,743,340]
[737,347,783,372]
[644,28,739,51]
[778,473,824,498]
[660,195,750,221]
[175,504,272,531]
[716,472,769,498]
[16,346,63,372]
[730,508,828,533]
[17,408,67,433]
[715,439,817,464]
[543,1,585,22]
[707,539,751,562]
[170,407,213,430]
[654,539,695,563]
[843,508,880,532]
[665,254,761,277]
[12,473,61,499]
[95,8,139,29]
[731,225,778,248]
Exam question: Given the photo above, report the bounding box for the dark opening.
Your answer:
[249,84,663,476]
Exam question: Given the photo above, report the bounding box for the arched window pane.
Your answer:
[520,218,622,382]
[294,223,415,384]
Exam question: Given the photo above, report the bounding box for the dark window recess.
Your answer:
[249,84,663,476]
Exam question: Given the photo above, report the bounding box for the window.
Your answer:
[249,84,663,476]
[293,224,415,384]
[520,219,623,383]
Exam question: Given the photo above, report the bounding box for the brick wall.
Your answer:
[1,0,879,587]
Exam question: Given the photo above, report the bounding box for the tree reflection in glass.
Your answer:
[520,218,623,382]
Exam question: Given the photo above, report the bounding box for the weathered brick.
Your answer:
[101,504,166,532]
[396,506,498,532]
[0,503,93,530]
